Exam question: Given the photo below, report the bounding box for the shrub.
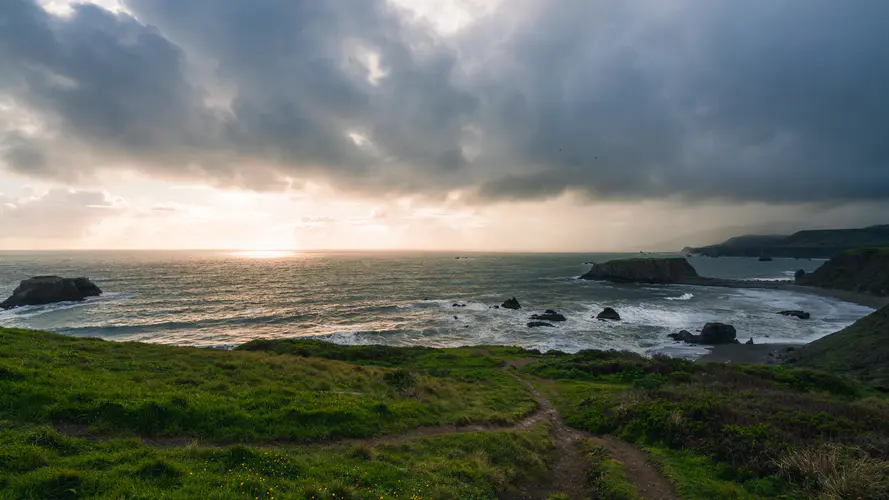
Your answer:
[383,368,417,390]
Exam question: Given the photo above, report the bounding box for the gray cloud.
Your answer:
[0,189,120,239]
[1,0,888,204]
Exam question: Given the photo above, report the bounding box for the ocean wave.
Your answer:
[666,293,694,301]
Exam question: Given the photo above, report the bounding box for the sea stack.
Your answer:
[1,276,102,309]
[580,258,700,284]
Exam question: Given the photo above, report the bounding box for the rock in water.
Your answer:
[1,276,102,309]
[758,256,773,262]
[778,310,811,320]
[531,310,567,322]
[668,330,699,343]
[794,269,806,282]
[526,321,555,328]
[501,297,521,310]
[699,322,737,344]
[579,258,700,284]
[746,338,755,345]
[596,307,621,321]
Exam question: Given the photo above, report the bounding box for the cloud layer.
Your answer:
[2,0,888,203]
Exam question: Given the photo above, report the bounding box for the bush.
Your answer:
[383,369,418,390]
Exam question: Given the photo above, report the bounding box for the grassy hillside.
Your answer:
[522,350,889,500]
[790,304,889,390]
[797,247,889,296]
[685,224,889,258]
[2,327,889,498]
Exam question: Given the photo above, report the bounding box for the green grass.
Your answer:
[580,441,640,500]
[0,329,536,442]
[0,423,552,499]
[647,447,785,499]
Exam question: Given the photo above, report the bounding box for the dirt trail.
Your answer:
[503,362,680,500]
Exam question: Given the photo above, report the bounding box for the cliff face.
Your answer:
[580,258,700,284]
[684,224,889,258]
[791,304,889,390]
[797,248,889,296]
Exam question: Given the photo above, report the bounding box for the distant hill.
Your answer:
[790,304,889,390]
[682,224,889,258]
[797,248,889,296]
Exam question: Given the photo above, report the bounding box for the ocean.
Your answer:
[0,251,874,358]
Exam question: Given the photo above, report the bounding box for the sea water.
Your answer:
[0,251,873,357]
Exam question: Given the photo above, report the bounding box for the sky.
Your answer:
[1,0,888,251]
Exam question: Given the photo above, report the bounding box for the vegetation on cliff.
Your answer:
[790,304,889,390]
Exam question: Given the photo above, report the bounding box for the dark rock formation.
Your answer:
[452,303,466,308]
[796,248,889,296]
[746,338,754,345]
[758,256,773,262]
[531,309,567,322]
[699,323,737,344]
[778,310,811,320]
[596,307,621,321]
[580,258,699,284]
[501,297,521,310]
[794,269,806,282]
[1,276,102,309]
[527,321,555,328]
[668,330,698,343]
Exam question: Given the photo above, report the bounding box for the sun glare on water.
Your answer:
[229,250,296,259]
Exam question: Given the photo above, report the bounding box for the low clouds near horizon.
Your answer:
[1,0,889,249]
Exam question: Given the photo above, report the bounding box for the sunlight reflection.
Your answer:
[229,250,296,259]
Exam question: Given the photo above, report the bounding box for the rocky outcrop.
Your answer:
[527,321,555,328]
[501,297,522,310]
[778,310,811,320]
[596,307,621,321]
[794,269,806,281]
[530,309,566,322]
[668,330,697,343]
[580,258,700,284]
[1,276,102,309]
[796,248,889,296]
[669,323,737,344]
[699,323,737,344]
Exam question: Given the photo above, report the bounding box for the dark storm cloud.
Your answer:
[1,0,888,202]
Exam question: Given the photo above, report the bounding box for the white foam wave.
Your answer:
[666,293,694,301]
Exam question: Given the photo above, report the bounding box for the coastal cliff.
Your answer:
[796,248,889,296]
[683,224,889,258]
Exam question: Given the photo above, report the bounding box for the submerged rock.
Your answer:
[527,321,555,328]
[580,258,700,284]
[452,303,466,308]
[596,307,621,321]
[1,276,102,309]
[778,310,811,320]
[501,297,522,310]
[758,256,773,262]
[699,322,737,344]
[531,309,567,322]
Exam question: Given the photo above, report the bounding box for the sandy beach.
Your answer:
[692,283,886,364]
